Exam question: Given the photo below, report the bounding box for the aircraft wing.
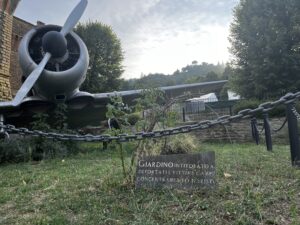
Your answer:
[66,80,228,127]
[91,80,228,104]
[2,80,227,128]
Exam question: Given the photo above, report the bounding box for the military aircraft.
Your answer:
[0,0,227,128]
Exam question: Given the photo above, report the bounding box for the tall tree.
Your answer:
[229,0,300,99]
[75,21,124,93]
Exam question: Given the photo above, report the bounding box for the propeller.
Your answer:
[0,0,88,107]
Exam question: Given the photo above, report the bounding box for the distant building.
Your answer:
[196,93,218,103]
[227,90,240,100]
[184,93,219,113]
[0,1,39,100]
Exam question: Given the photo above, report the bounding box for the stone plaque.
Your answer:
[135,152,216,190]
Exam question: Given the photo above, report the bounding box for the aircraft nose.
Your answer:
[42,31,67,58]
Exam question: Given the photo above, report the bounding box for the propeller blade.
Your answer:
[60,0,88,36]
[0,0,88,108]
[0,53,51,107]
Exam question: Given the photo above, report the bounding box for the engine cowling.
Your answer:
[18,25,89,102]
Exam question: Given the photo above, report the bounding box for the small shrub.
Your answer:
[268,104,286,118]
[160,134,198,155]
[233,99,262,115]
[232,99,296,118]
[0,103,82,164]
[0,137,81,164]
[127,113,141,126]
[0,139,31,163]
[29,138,76,161]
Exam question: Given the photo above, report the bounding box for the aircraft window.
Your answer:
[28,26,80,72]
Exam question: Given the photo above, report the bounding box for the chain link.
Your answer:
[291,106,300,121]
[0,92,300,143]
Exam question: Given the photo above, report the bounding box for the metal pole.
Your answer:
[229,105,233,116]
[103,141,108,150]
[251,117,259,145]
[286,103,300,167]
[263,113,272,151]
[182,107,186,122]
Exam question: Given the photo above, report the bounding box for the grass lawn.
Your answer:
[0,143,299,225]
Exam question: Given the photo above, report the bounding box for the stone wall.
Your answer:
[0,10,13,100]
[9,17,33,96]
[0,0,35,99]
[192,117,289,144]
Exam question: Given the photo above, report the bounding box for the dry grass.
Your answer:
[0,142,299,224]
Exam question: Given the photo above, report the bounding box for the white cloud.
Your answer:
[125,23,231,78]
[14,0,238,79]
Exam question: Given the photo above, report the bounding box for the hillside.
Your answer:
[121,62,227,90]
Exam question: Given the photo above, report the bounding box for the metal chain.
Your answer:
[272,118,288,133]
[1,92,300,143]
[291,106,300,121]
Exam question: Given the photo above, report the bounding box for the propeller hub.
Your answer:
[42,31,67,58]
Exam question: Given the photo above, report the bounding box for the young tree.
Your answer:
[75,21,124,93]
[229,0,300,99]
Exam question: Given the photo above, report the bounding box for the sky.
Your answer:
[14,0,239,79]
